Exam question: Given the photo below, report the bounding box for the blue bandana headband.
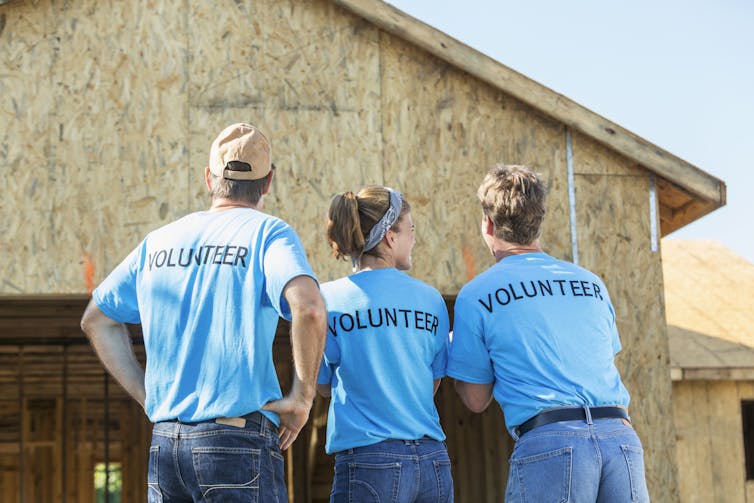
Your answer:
[363,188,403,253]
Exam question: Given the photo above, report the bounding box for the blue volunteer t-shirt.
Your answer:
[93,208,316,425]
[318,268,450,453]
[447,252,630,435]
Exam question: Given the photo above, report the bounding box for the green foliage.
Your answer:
[94,462,122,503]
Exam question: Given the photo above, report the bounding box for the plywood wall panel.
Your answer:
[572,130,645,176]
[708,382,746,502]
[1,2,62,295]
[0,0,391,292]
[1,0,687,500]
[678,381,719,503]
[1,0,190,293]
[378,34,570,293]
[673,380,752,503]
[573,133,677,501]
[186,0,383,283]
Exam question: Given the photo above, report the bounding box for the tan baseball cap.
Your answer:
[208,123,272,180]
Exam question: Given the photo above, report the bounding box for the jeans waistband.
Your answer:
[161,411,270,432]
[515,406,630,437]
[338,437,443,456]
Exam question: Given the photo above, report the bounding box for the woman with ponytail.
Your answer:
[317,186,453,503]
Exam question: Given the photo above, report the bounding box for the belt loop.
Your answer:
[584,405,593,425]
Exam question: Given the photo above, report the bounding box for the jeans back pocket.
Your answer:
[507,446,572,503]
[348,461,402,503]
[620,444,650,502]
[192,447,260,502]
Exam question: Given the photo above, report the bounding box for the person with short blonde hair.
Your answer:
[449,164,649,502]
[318,185,454,503]
[477,164,546,245]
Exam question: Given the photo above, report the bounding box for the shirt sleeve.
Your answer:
[263,223,317,320]
[431,295,450,379]
[605,289,622,355]
[317,330,341,385]
[92,245,143,324]
[447,293,494,384]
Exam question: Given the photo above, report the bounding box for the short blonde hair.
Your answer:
[477,164,546,245]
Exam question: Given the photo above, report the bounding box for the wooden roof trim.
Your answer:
[333,0,726,206]
[659,197,721,235]
[671,366,754,382]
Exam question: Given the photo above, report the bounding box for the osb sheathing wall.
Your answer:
[673,380,754,503]
[1,0,677,500]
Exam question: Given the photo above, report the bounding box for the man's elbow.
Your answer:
[80,301,100,338]
[464,396,490,414]
[454,380,493,413]
[296,296,327,331]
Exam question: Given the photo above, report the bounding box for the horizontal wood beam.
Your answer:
[671,366,754,381]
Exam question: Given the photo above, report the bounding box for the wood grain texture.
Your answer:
[572,134,678,501]
[333,0,725,207]
[0,0,703,500]
[673,380,752,503]
[378,32,570,292]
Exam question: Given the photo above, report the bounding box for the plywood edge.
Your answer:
[332,0,726,207]
[672,367,754,381]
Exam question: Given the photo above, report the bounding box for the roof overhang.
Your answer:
[667,325,754,382]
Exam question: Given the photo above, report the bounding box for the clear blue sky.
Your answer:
[387,0,754,263]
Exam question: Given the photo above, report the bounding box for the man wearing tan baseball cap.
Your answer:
[82,123,326,501]
[208,122,273,181]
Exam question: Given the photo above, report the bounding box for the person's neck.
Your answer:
[491,240,542,262]
[209,197,259,212]
[356,253,394,272]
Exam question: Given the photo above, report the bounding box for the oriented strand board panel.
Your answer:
[0,0,386,293]
[378,33,570,293]
[673,380,751,503]
[186,0,384,284]
[572,132,678,501]
[0,0,190,293]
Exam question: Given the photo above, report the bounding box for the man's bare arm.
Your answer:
[263,275,327,450]
[317,383,331,398]
[80,299,146,408]
[454,380,494,413]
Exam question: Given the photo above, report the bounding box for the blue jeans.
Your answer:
[148,412,287,503]
[330,438,453,503]
[506,416,649,503]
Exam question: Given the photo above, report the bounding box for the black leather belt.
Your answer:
[516,406,629,436]
[164,411,263,428]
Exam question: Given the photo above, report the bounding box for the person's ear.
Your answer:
[482,215,495,237]
[262,168,274,195]
[205,167,212,191]
[385,229,396,248]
